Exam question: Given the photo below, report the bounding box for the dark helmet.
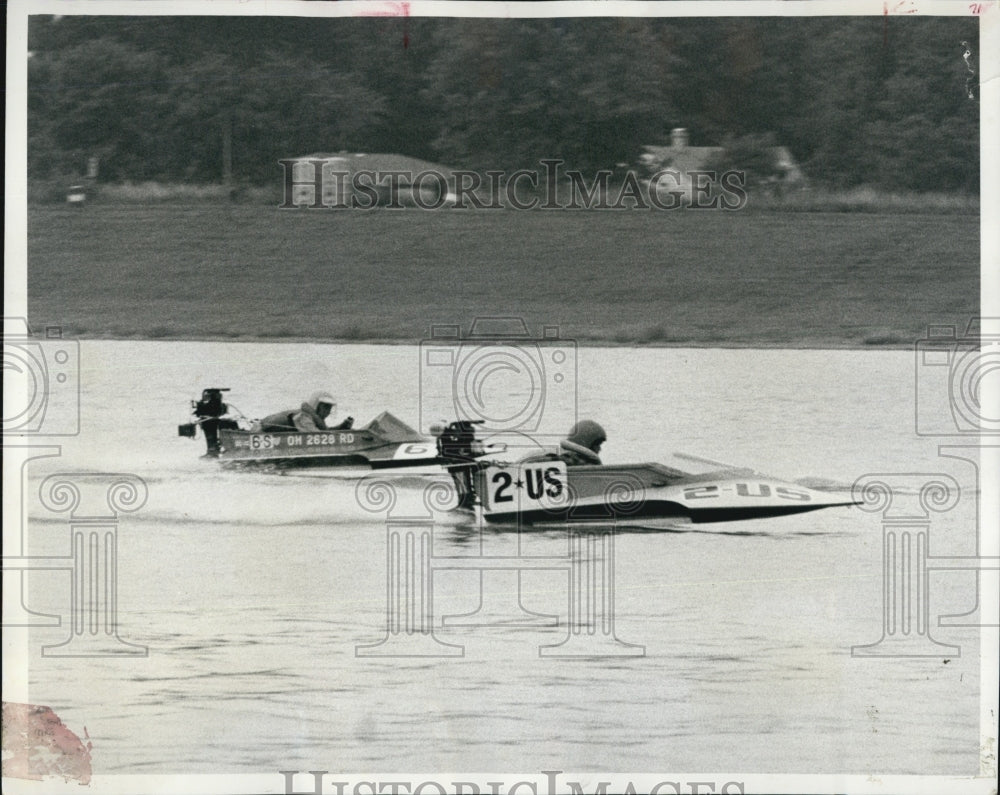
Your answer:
[566,420,606,452]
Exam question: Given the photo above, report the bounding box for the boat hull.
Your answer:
[216,412,442,469]
[476,462,857,525]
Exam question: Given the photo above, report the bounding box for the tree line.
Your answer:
[27,15,980,192]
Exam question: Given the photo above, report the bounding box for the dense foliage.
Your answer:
[27,15,980,191]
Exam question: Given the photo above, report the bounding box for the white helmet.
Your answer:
[307,391,336,411]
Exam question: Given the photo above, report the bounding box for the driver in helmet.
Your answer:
[259,391,354,432]
[521,419,606,466]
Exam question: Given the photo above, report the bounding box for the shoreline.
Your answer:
[64,333,918,350]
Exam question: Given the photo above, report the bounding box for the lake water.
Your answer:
[8,342,988,784]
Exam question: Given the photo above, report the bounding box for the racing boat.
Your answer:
[179,388,498,471]
[180,389,857,524]
[472,459,858,525]
[215,413,474,470]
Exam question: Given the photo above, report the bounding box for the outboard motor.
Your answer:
[179,388,239,456]
[434,420,485,510]
[435,419,485,463]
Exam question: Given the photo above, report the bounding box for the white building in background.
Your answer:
[284,152,461,208]
[639,127,807,202]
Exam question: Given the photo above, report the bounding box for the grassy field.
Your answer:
[26,204,979,347]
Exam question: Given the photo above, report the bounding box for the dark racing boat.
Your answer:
[179,388,498,471]
[217,412,451,470]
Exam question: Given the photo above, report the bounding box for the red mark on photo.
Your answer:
[1,702,93,785]
[354,2,411,48]
[883,0,918,46]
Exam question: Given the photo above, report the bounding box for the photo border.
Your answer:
[4,2,997,794]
